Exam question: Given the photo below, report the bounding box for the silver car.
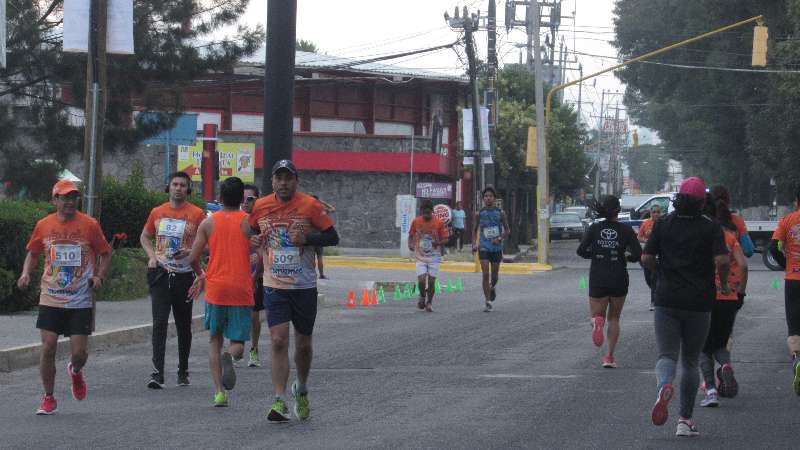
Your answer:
[549,213,585,240]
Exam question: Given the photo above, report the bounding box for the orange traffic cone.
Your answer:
[346,290,355,309]
[370,288,378,305]
[361,288,370,306]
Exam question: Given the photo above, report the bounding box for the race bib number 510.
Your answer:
[52,244,81,267]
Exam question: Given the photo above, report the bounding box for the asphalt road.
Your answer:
[0,241,796,449]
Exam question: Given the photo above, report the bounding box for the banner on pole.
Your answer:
[177,143,203,181]
[217,142,255,183]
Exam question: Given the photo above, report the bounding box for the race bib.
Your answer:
[483,226,500,239]
[158,218,186,239]
[52,244,81,268]
[421,235,434,252]
[271,247,301,275]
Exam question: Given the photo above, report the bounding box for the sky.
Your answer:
[229,0,652,140]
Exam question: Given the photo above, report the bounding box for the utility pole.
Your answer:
[533,1,548,265]
[262,0,297,195]
[82,0,108,217]
[595,89,606,200]
[486,0,498,189]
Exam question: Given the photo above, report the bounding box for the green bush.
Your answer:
[96,248,149,302]
[99,162,205,247]
[0,200,52,312]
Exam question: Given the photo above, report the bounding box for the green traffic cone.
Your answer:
[378,287,386,304]
[773,276,780,290]
[579,275,587,290]
[394,285,402,301]
[456,278,463,292]
[435,280,442,294]
[446,279,454,294]
[404,284,413,299]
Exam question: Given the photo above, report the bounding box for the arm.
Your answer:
[472,212,480,252]
[769,239,787,269]
[140,229,158,269]
[576,226,593,259]
[715,254,731,294]
[627,228,643,263]
[90,251,113,290]
[16,251,40,289]
[733,246,748,294]
[300,226,340,248]
[498,210,511,244]
[187,217,212,267]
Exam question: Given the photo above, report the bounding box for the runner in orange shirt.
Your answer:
[408,199,449,312]
[638,204,662,311]
[16,180,112,415]
[187,177,254,407]
[699,195,748,407]
[249,160,339,422]
[769,186,800,395]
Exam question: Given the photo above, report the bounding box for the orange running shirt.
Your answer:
[715,229,742,301]
[248,192,334,290]
[144,202,205,273]
[638,218,655,242]
[731,214,748,239]
[772,210,800,281]
[26,212,112,308]
[205,210,254,306]
[408,216,448,259]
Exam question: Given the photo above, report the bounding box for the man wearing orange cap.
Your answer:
[16,180,112,415]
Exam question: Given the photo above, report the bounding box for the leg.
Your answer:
[417,273,427,304]
[149,274,172,377]
[606,296,626,357]
[480,260,491,302]
[68,335,89,372]
[171,274,195,376]
[294,332,313,386]
[589,297,610,320]
[589,297,610,347]
[229,340,245,361]
[677,311,711,419]
[251,310,261,351]
[317,249,325,278]
[427,275,436,304]
[490,261,500,291]
[654,307,682,390]
[699,351,716,389]
[209,334,224,393]
[40,330,58,395]
[270,323,290,396]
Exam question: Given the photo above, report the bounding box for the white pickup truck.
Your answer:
[622,194,780,270]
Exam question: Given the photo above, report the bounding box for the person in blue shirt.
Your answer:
[472,186,510,312]
[451,201,466,251]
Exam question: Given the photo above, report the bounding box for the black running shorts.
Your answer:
[36,305,93,336]
[589,286,628,299]
[785,280,800,336]
[264,287,318,336]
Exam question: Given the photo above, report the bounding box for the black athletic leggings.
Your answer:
[700,300,742,388]
[148,268,195,376]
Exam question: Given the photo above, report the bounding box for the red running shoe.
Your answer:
[602,355,617,368]
[68,362,87,401]
[592,316,605,347]
[651,384,673,426]
[36,395,57,415]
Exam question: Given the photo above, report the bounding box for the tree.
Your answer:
[296,39,319,53]
[0,0,264,199]
[624,144,669,193]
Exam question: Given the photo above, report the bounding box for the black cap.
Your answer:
[272,159,298,176]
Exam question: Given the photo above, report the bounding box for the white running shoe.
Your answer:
[676,419,700,437]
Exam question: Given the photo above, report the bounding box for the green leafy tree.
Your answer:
[296,39,319,53]
[0,1,264,199]
[624,144,669,193]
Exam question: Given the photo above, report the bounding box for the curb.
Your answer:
[325,256,552,274]
[0,294,326,373]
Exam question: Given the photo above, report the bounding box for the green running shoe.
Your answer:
[291,381,310,420]
[248,348,260,367]
[213,391,228,407]
[268,398,290,422]
[794,362,800,396]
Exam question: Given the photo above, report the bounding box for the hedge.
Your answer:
[0,200,52,312]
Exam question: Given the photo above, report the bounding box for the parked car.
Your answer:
[549,213,585,240]
[564,206,592,227]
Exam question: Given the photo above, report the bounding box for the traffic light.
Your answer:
[752,25,768,67]
[526,126,537,167]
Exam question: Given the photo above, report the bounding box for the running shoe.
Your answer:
[717,364,738,398]
[592,316,605,347]
[248,348,261,367]
[649,302,655,311]
[700,389,719,407]
[177,372,190,387]
[291,381,311,420]
[793,360,800,396]
[490,287,496,302]
[484,302,492,312]
[221,352,237,390]
[213,391,228,407]
[602,355,616,368]
[36,395,57,415]
[417,298,425,310]
[651,383,673,426]
[676,419,700,437]
[67,362,87,401]
[147,372,165,389]
[268,399,290,423]
[425,302,433,313]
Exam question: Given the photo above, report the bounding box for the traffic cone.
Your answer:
[394,285,402,301]
[361,288,370,306]
[378,287,386,304]
[446,279,454,294]
[346,290,355,309]
[579,275,587,290]
[404,284,413,299]
[370,288,378,305]
[773,276,780,290]
[435,280,442,294]
[456,278,463,292]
